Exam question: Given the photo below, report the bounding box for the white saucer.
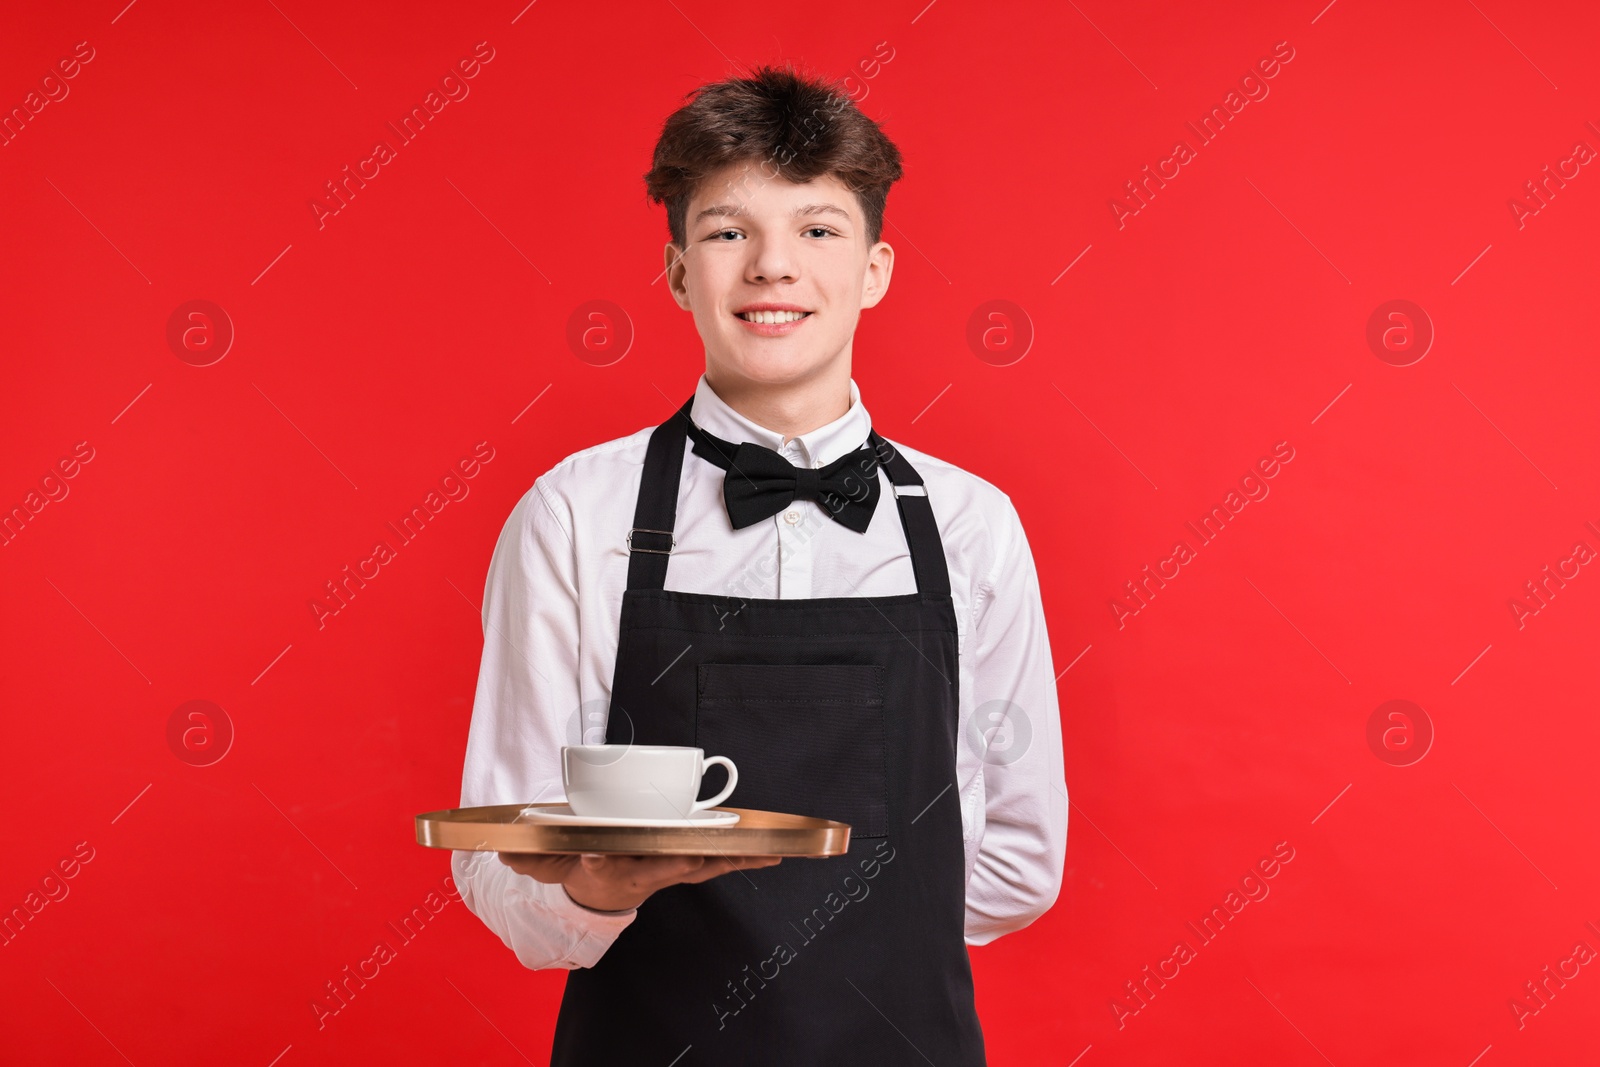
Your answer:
[516,803,741,828]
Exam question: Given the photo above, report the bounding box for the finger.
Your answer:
[577,854,703,892]
[677,862,735,884]
[497,851,547,872]
[581,854,693,873]
[640,855,707,886]
[498,852,577,881]
[676,855,779,884]
[504,857,562,880]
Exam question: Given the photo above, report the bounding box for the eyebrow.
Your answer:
[691,202,854,228]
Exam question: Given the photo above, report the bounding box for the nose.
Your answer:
[746,234,799,284]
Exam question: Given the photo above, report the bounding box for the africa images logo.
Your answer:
[712,840,896,1031]
[309,42,496,229]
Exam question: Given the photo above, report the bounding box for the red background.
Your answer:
[4,0,1599,1063]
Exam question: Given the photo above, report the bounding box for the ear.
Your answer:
[859,239,894,310]
[664,242,693,310]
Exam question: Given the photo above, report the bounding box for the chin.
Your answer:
[716,347,830,386]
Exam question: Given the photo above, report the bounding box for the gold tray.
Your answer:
[414,803,851,857]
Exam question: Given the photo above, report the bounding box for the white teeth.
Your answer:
[738,310,808,324]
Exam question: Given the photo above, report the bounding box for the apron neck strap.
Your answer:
[866,430,951,598]
[625,396,951,598]
[623,398,692,592]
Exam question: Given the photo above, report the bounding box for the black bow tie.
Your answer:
[683,419,882,533]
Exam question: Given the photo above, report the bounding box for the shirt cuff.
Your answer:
[553,881,638,919]
[538,880,638,968]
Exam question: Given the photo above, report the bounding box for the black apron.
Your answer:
[549,398,986,1066]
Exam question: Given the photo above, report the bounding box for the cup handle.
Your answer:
[690,755,738,814]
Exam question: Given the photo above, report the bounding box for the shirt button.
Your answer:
[783,509,800,525]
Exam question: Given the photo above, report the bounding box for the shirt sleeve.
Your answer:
[450,475,638,970]
[961,493,1068,945]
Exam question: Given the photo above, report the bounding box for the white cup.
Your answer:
[561,744,738,820]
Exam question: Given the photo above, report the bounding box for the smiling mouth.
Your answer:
[736,310,812,324]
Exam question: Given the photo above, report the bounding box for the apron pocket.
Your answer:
[696,662,888,837]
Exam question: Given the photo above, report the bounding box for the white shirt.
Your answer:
[452,373,1067,970]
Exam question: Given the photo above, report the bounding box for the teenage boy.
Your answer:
[453,64,1066,1064]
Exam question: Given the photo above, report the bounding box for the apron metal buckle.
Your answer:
[625,527,676,554]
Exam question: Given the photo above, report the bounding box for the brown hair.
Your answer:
[644,63,904,249]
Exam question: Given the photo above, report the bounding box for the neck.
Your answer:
[704,364,852,445]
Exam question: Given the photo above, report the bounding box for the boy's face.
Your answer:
[665,162,893,392]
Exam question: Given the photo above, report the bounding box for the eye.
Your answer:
[709,229,743,241]
[804,226,837,238]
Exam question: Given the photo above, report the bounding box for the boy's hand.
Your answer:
[497,851,783,912]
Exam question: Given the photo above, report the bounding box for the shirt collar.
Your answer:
[689,372,872,468]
